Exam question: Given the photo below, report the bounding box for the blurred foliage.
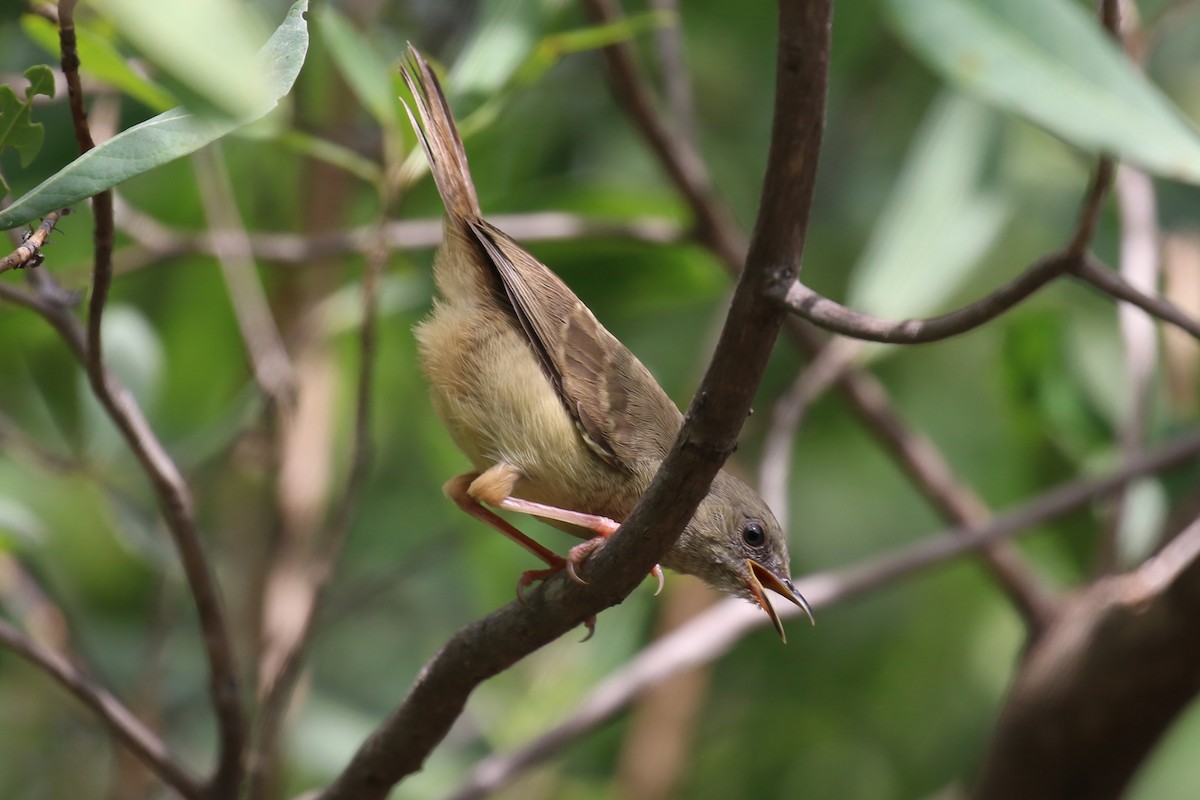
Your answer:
[0,1,1199,799]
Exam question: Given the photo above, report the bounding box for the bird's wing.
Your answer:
[469,219,684,469]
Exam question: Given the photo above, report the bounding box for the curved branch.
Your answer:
[315,4,831,798]
[0,209,71,273]
[0,619,203,800]
[107,198,684,274]
[779,250,1200,347]
[1074,254,1200,341]
[446,426,1200,800]
[53,8,247,794]
[974,517,1200,800]
[781,252,1075,344]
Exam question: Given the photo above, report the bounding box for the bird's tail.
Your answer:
[401,45,482,221]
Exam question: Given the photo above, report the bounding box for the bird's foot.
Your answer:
[515,562,597,639]
[565,537,665,595]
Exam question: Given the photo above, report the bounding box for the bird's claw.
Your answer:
[651,564,665,596]
[516,562,566,606]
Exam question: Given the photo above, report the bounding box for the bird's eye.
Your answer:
[742,522,765,548]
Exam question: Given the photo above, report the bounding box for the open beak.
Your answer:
[746,559,815,643]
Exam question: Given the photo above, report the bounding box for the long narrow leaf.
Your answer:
[0,0,309,230]
[886,0,1200,184]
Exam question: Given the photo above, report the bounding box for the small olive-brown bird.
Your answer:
[401,45,812,640]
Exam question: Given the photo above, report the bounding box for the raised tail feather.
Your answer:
[401,45,481,221]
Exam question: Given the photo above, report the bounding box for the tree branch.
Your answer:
[0,618,204,800]
[315,4,831,797]
[107,198,684,275]
[54,6,246,795]
[587,0,1060,626]
[446,426,1200,800]
[0,209,70,273]
[974,515,1200,800]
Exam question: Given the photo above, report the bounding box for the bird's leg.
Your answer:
[444,470,566,579]
[466,463,664,595]
[446,467,597,638]
[448,464,664,598]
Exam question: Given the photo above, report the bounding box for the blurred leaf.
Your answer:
[0,0,310,230]
[450,0,546,97]
[0,66,56,168]
[88,0,270,119]
[0,495,45,544]
[847,92,1008,338]
[318,6,397,132]
[20,15,174,111]
[886,0,1200,184]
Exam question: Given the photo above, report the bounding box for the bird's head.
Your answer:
[664,470,813,641]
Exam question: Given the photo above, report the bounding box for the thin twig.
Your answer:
[192,146,297,409]
[56,6,245,795]
[249,213,388,799]
[581,0,747,267]
[781,253,1074,344]
[1073,255,1200,341]
[759,338,858,527]
[445,426,1200,800]
[0,210,71,273]
[774,159,1117,346]
[0,618,204,800]
[105,199,684,274]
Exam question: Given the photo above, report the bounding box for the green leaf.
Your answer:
[88,0,271,119]
[318,6,397,131]
[847,92,1009,325]
[0,66,57,168]
[22,65,55,100]
[886,0,1200,184]
[0,0,310,231]
[20,15,175,111]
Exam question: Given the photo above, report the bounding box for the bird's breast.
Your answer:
[415,284,643,529]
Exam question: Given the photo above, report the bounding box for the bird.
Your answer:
[400,45,813,641]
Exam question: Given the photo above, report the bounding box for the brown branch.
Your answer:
[446,426,1200,800]
[973,515,1200,800]
[776,158,1116,345]
[1073,254,1200,340]
[581,0,748,267]
[583,0,1058,629]
[315,4,831,798]
[781,252,1074,344]
[0,210,71,273]
[0,618,204,800]
[55,6,246,796]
